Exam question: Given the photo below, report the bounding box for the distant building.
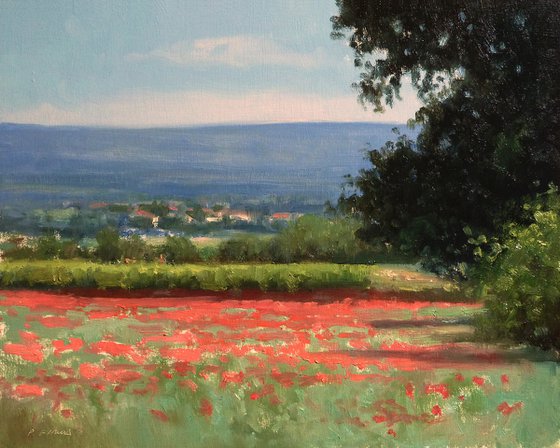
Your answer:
[271,212,291,220]
[225,209,251,222]
[89,202,109,209]
[205,215,222,223]
[269,212,302,223]
[202,207,223,223]
[133,209,159,228]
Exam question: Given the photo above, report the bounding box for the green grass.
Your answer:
[0,260,457,294]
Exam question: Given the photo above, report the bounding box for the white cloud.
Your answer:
[2,89,421,127]
[127,35,322,68]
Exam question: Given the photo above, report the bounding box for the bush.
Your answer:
[161,236,200,263]
[0,260,373,291]
[2,236,85,261]
[217,236,271,262]
[95,227,121,262]
[2,245,35,260]
[35,235,62,259]
[473,190,560,350]
[271,215,361,263]
[119,235,155,262]
[60,240,85,259]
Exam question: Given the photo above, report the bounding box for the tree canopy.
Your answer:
[332,0,560,269]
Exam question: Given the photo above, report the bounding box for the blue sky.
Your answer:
[0,0,419,127]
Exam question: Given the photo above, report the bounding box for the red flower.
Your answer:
[431,405,442,416]
[497,401,523,416]
[53,337,84,356]
[14,384,44,398]
[405,382,415,400]
[178,379,198,392]
[150,409,169,422]
[221,371,244,387]
[425,384,450,399]
[3,342,43,363]
[472,376,485,386]
[200,398,213,417]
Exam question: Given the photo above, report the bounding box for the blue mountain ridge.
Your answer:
[0,122,418,208]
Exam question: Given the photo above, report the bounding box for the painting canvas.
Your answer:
[0,1,559,447]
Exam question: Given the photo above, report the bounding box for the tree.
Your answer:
[139,201,168,217]
[271,215,361,263]
[119,235,154,262]
[35,235,62,259]
[217,235,270,263]
[161,236,200,264]
[95,227,121,262]
[333,1,560,268]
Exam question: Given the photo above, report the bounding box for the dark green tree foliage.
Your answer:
[35,236,85,260]
[333,0,560,267]
[3,236,85,260]
[188,205,206,223]
[139,201,168,217]
[162,236,200,264]
[217,236,271,263]
[2,246,35,260]
[119,235,154,262]
[59,241,84,259]
[95,227,121,262]
[35,235,62,259]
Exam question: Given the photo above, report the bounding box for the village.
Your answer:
[0,199,306,239]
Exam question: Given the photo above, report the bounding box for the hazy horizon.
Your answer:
[0,121,418,208]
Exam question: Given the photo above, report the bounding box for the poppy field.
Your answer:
[0,288,558,448]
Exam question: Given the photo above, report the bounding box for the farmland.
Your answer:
[0,261,453,293]
[0,287,557,447]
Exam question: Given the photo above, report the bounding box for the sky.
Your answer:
[0,0,420,127]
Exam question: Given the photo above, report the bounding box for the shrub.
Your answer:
[34,235,62,259]
[2,236,84,261]
[2,245,35,260]
[161,236,200,263]
[271,215,361,263]
[0,261,373,291]
[217,236,270,262]
[473,189,560,350]
[119,235,154,262]
[95,227,121,262]
[60,240,85,259]
[197,245,219,262]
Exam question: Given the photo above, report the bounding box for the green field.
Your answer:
[0,260,457,294]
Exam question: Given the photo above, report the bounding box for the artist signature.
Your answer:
[27,427,73,437]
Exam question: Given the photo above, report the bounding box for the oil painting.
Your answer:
[0,1,559,447]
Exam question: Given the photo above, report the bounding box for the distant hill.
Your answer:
[0,122,417,208]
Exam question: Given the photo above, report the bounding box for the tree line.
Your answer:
[2,215,372,265]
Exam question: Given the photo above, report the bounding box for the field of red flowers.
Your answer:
[0,288,558,447]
